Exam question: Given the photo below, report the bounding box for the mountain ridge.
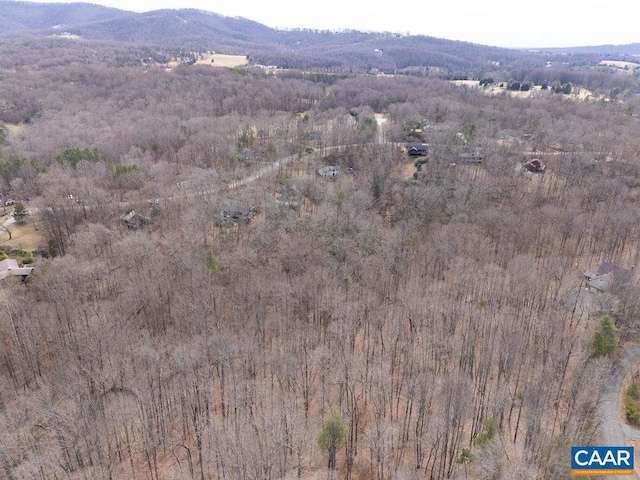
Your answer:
[0,1,129,31]
[4,1,640,53]
[1,1,639,75]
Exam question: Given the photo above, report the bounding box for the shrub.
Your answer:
[475,417,498,446]
[625,384,640,426]
[592,316,620,358]
[205,252,220,272]
[629,383,640,400]
[507,80,521,91]
[317,410,347,470]
[414,158,428,171]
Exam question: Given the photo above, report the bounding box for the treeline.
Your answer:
[505,65,640,94]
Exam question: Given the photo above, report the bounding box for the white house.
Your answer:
[0,258,34,280]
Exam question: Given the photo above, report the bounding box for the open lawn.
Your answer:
[0,214,45,253]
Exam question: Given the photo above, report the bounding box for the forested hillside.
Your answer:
[0,1,128,32]
[1,28,640,480]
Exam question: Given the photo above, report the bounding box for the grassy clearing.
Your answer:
[0,213,45,253]
[4,122,26,136]
[451,80,600,100]
[600,60,640,71]
[195,53,248,68]
[165,53,248,71]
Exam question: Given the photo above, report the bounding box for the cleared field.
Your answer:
[452,80,543,98]
[195,53,248,68]
[3,122,26,136]
[164,53,248,71]
[600,60,640,71]
[451,80,599,100]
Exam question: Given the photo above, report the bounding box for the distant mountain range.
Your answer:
[0,1,127,31]
[1,1,639,73]
[543,44,640,56]
[0,2,278,46]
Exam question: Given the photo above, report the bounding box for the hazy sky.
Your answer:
[23,0,640,48]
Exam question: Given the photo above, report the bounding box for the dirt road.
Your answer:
[598,344,640,479]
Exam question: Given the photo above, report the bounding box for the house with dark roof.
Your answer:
[523,158,545,173]
[217,203,258,228]
[121,211,151,229]
[583,262,634,292]
[407,143,428,157]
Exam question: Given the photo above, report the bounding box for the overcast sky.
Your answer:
[24,0,640,48]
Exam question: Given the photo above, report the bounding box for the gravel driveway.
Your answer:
[597,344,640,479]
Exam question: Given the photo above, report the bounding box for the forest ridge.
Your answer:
[2,0,640,75]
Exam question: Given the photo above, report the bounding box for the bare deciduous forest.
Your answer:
[2,17,640,480]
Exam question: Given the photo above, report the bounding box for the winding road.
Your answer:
[598,344,640,479]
